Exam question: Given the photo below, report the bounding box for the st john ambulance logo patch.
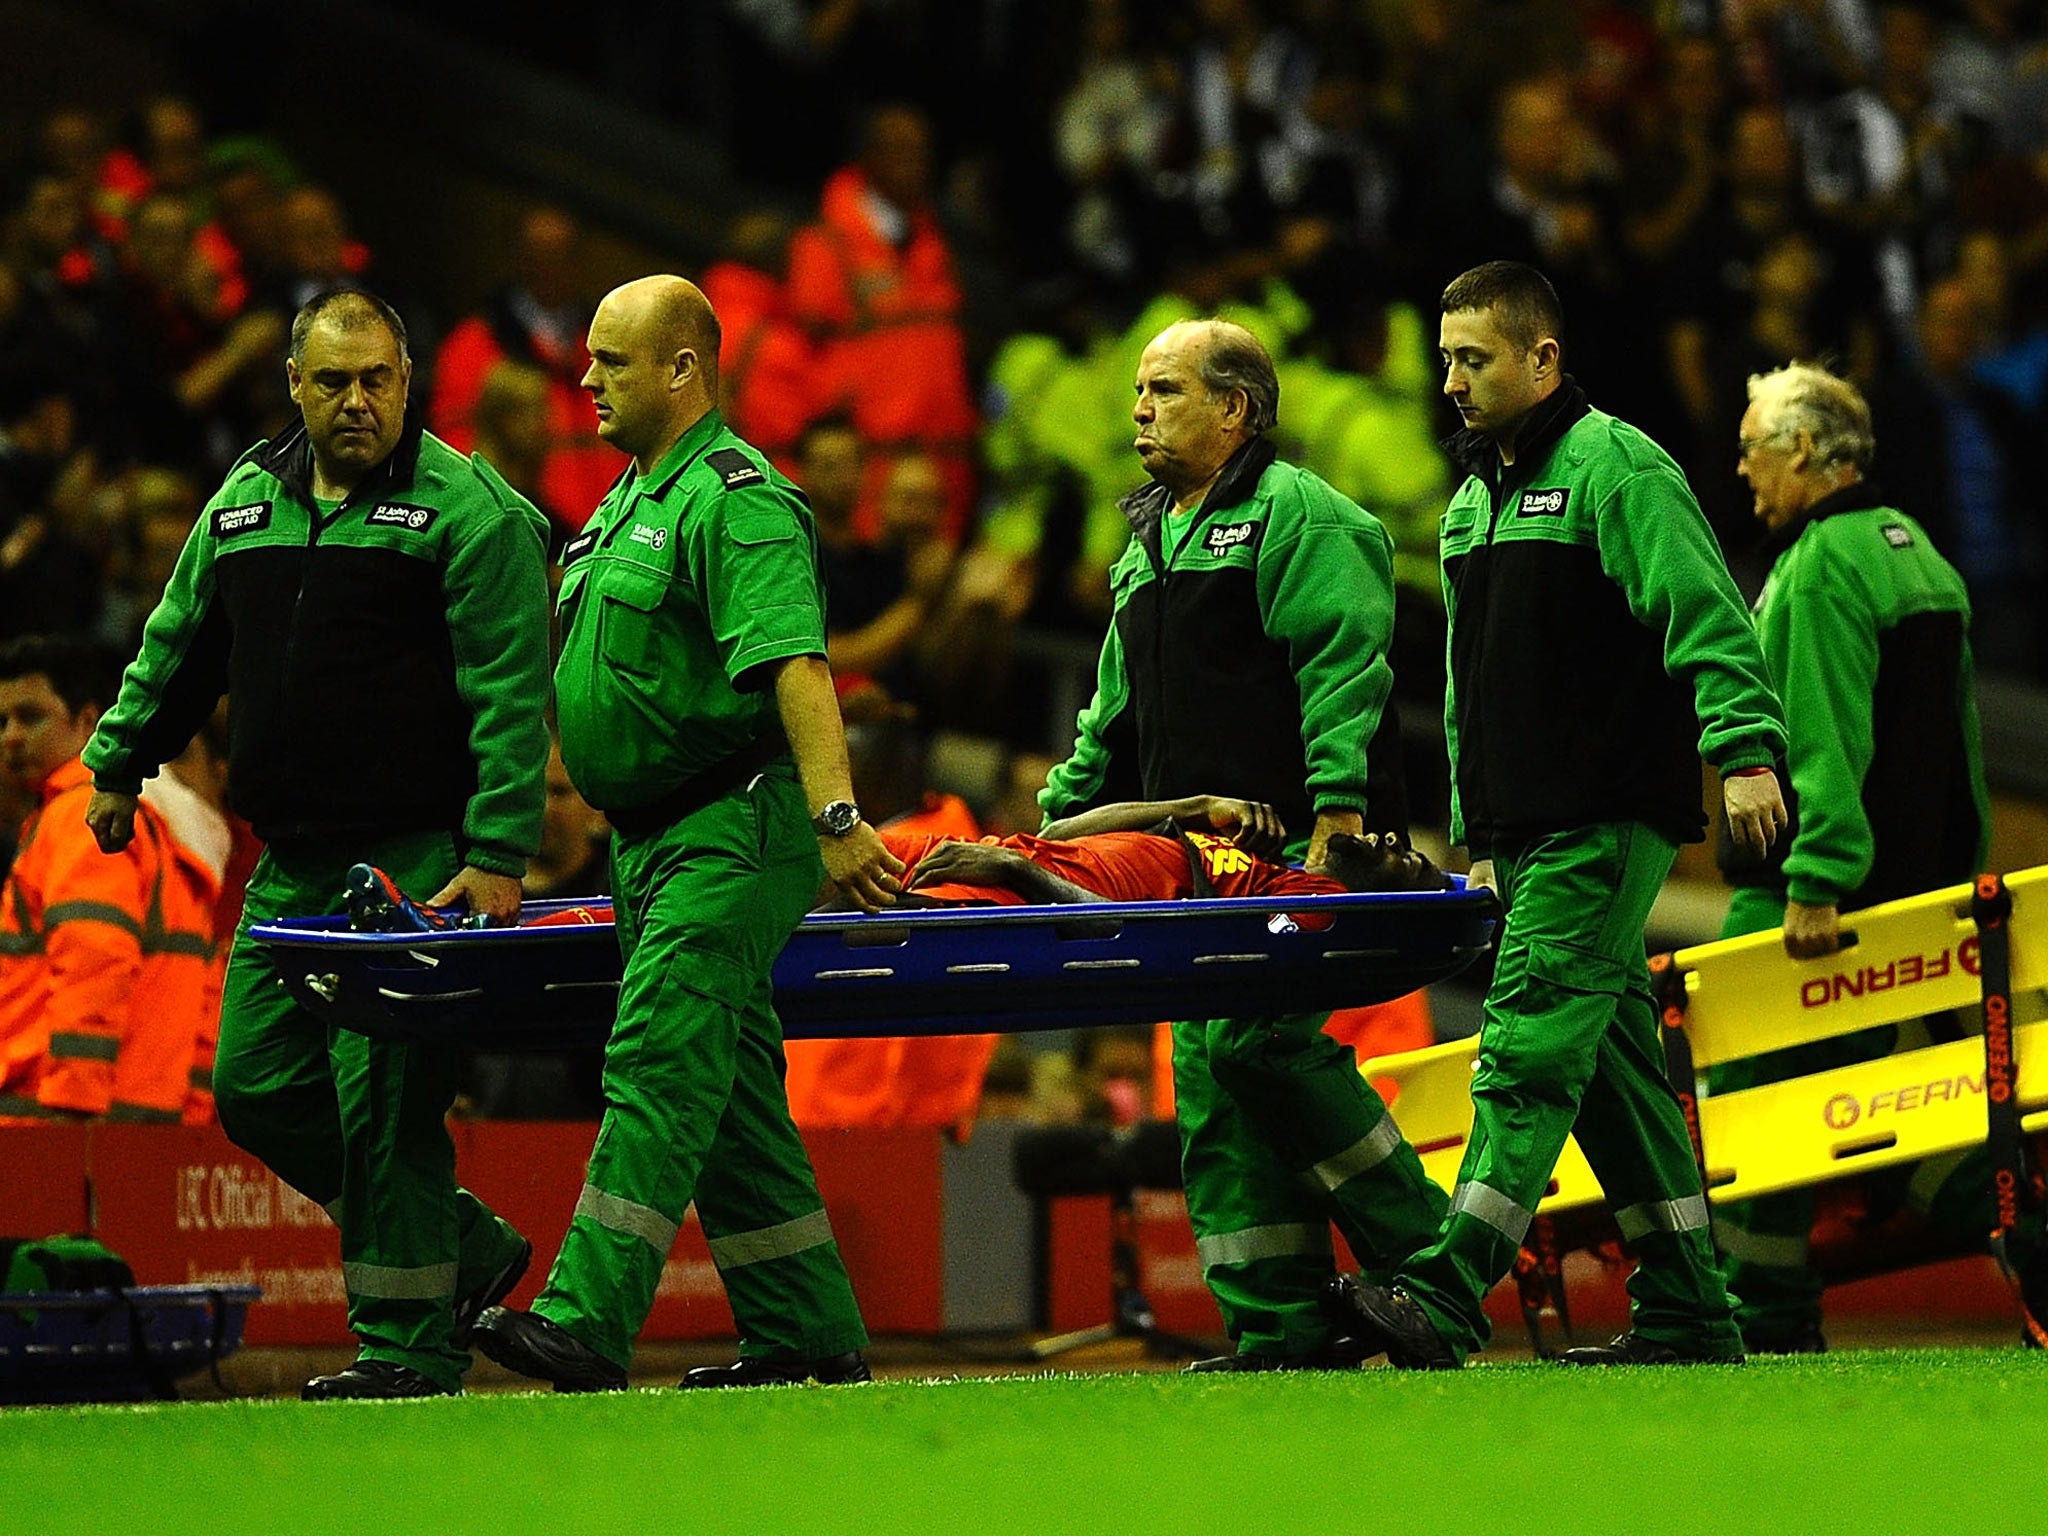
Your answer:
[1517,488,1569,518]
[367,503,438,532]
[1882,524,1914,549]
[211,502,272,538]
[1206,520,1256,554]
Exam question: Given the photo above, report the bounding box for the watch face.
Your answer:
[817,801,859,835]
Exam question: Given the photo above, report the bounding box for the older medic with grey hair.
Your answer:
[1040,317,1447,1371]
[1716,360,2006,1353]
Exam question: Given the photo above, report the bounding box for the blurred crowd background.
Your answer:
[6,0,2048,1122]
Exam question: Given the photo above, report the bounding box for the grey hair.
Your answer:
[290,286,411,367]
[1745,361,1875,472]
[1193,320,1279,434]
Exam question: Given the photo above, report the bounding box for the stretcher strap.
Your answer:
[1512,1215,1573,1358]
[1651,952,1709,1182]
[1970,873,2044,1345]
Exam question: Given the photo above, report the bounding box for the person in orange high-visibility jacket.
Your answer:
[786,106,977,542]
[702,214,823,478]
[0,638,213,1123]
[139,746,233,1127]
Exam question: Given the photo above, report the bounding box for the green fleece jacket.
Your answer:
[85,420,552,873]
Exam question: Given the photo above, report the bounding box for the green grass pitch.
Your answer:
[6,1350,2045,1535]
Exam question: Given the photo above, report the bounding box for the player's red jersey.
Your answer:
[879,826,1342,905]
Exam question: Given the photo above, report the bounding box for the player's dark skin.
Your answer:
[903,828,1447,904]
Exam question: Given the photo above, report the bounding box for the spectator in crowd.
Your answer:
[825,447,953,687]
[1875,271,2035,672]
[155,720,231,1127]
[97,465,203,648]
[93,97,210,239]
[802,415,916,710]
[700,210,820,473]
[1053,0,1180,298]
[1463,74,1631,401]
[0,635,215,1125]
[84,286,551,1400]
[193,149,293,323]
[0,363,103,641]
[1713,359,2029,1352]
[1042,317,1440,1372]
[277,185,437,374]
[788,103,979,541]
[114,192,287,467]
[1956,224,2048,418]
[431,205,614,524]
[470,360,568,545]
[1329,261,1787,1372]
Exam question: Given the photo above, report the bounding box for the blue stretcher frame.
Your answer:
[250,883,1500,1051]
[0,1284,263,1404]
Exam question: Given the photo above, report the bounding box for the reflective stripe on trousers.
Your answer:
[1713,1222,1810,1269]
[1614,1195,1710,1242]
[1195,1222,1332,1270]
[342,1260,459,1299]
[1449,1181,1533,1246]
[575,1183,681,1254]
[705,1209,835,1269]
[1310,1115,1404,1192]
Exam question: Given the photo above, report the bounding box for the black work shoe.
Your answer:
[1322,1276,1460,1370]
[1182,1346,1351,1373]
[452,1238,533,1349]
[302,1358,457,1401]
[679,1351,872,1388]
[1557,1331,1745,1366]
[1742,1323,1827,1355]
[471,1306,627,1392]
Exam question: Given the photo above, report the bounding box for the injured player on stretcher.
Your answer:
[834,795,1450,912]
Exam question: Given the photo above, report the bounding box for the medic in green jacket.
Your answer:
[1040,433,1405,843]
[85,400,551,874]
[1727,486,1988,915]
[1440,380,1787,853]
[552,414,824,816]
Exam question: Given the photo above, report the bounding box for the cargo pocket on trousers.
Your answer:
[1483,939,1629,1098]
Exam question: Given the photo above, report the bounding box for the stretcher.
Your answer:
[1361,868,2047,1226]
[250,884,1502,1050]
[0,1284,262,1404]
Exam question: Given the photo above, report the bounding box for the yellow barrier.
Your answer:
[1371,1036,1606,1216]
[1364,866,2048,1218]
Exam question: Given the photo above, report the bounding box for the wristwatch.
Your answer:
[812,800,863,837]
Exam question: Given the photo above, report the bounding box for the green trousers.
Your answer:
[216,833,528,1391]
[533,769,867,1369]
[1710,885,2041,1346]
[1400,823,1741,1363]
[1173,1008,1449,1357]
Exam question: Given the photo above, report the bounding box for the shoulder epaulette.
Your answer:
[705,447,767,491]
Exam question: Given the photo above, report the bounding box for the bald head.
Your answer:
[584,275,725,473]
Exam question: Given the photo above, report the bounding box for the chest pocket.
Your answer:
[596,562,670,679]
